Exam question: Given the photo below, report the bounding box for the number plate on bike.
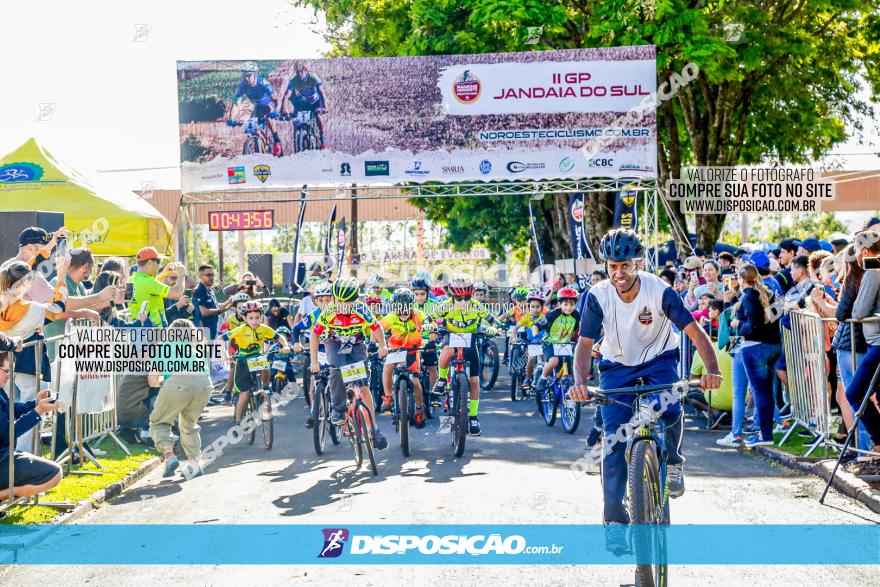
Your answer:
[448,333,472,348]
[553,344,573,356]
[318,351,328,365]
[246,355,269,372]
[340,361,367,383]
[272,360,287,371]
[385,350,407,364]
[528,344,543,358]
[564,399,576,409]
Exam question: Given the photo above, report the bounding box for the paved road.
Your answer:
[4,372,878,585]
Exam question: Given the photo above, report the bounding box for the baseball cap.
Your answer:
[18,226,50,246]
[798,237,821,253]
[747,251,771,271]
[136,246,160,262]
[830,237,849,248]
[778,238,799,253]
[865,217,880,230]
[818,240,833,252]
[682,256,702,270]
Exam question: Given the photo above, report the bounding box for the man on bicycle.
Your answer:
[222,300,290,425]
[429,275,499,436]
[310,279,389,449]
[568,229,721,548]
[411,277,440,389]
[226,62,283,157]
[281,61,328,150]
[379,288,428,428]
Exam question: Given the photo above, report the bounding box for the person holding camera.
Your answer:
[0,351,62,500]
[845,231,880,457]
[128,247,185,328]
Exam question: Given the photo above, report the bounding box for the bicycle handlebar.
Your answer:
[588,379,702,398]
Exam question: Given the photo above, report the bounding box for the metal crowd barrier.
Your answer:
[3,333,76,514]
[780,310,836,455]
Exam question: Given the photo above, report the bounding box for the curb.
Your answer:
[54,456,162,525]
[754,445,880,515]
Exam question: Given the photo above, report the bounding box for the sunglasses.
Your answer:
[452,295,472,301]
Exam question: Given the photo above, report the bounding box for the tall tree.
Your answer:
[296,0,880,255]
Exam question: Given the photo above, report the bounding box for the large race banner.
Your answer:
[177,47,657,191]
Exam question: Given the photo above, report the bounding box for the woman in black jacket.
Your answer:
[730,264,781,448]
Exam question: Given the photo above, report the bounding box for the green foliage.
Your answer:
[769,212,848,242]
[295,0,880,252]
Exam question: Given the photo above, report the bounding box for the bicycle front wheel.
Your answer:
[480,340,499,390]
[628,440,668,587]
[258,392,274,449]
[397,377,410,457]
[541,386,558,426]
[347,410,363,469]
[452,372,469,457]
[313,383,327,455]
[246,396,257,445]
[357,403,378,476]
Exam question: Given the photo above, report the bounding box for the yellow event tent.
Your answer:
[0,138,172,256]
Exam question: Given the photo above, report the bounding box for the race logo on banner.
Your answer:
[612,190,639,231]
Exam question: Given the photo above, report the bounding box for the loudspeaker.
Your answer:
[0,211,64,261]
[247,253,272,294]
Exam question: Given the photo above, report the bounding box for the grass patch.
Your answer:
[771,429,839,458]
[1,442,156,525]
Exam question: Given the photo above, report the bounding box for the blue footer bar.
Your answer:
[0,525,877,565]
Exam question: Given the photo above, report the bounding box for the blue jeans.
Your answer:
[597,349,681,524]
[844,344,880,447]
[837,349,871,450]
[731,351,749,438]
[741,343,782,442]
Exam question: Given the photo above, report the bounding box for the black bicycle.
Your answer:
[433,327,488,457]
[478,334,500,391]
[589,379,698,587]
[311,363,340,455]
[507,335,530,401]
[386,346,422,457]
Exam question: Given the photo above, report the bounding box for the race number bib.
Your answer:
[564,399,576,409]
[272,360,287,371]
[246,355,269,372]
[528,344,543,358]
[448,333,473,348]
[340,361,367,383]
[318,351,328,365]
[553,344,573,357]
[386,350,408,365]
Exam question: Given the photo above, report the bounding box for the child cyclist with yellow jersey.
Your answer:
[379,288,428,428]
[429,274,499,436]
[222,300,290,425]
[310,279,389,450]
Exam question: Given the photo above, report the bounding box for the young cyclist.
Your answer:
[219,292,252,404]
[411,278,440,389]
[429,275,499,436]
[223,300,290,425]
[291,282,333,428]
[510,289,547,394]
[498,286,529,364]
[532,287,581,397]
[310,279,389,450]
[568,229,721,552]
[472,282,488,304]
[379,288,428,427]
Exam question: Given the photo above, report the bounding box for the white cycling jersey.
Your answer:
[579,271,694,366]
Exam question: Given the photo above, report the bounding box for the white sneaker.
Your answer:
[667,463,685,498]
[715,432,744,448]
